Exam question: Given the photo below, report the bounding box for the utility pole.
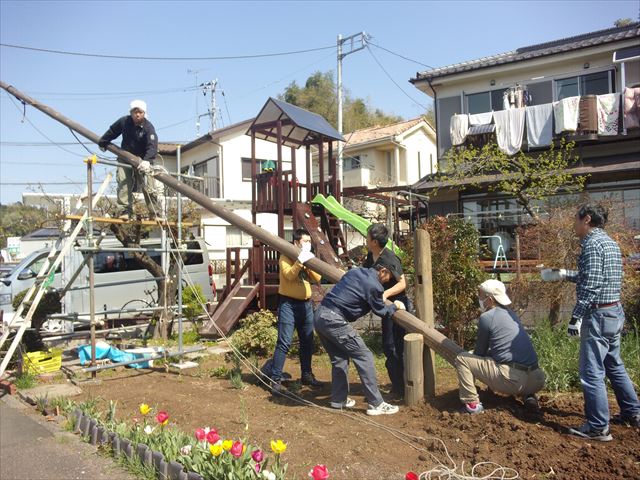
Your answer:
[200,79,218,133]
[337,32,368,196]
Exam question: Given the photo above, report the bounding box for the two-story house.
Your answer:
[409,22,640,245]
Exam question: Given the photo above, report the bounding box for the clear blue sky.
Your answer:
[1,0,638,203]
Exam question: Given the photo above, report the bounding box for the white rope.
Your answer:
[142,189,519,480]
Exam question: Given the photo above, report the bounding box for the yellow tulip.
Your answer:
[222,439,233,451]
[209,444,223,457]
[139,403,151,415]
[270,439,287,455]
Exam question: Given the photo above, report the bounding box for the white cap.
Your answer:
[129,100,147,113]
[479,279,511,306]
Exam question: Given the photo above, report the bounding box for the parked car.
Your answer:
[0,238,214,332]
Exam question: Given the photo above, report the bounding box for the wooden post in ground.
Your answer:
[403,333,424,406]
[412,229,437,399]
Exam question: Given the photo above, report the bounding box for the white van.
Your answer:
[0,238,214,332]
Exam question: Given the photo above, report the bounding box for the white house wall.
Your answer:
[401,129,438,181]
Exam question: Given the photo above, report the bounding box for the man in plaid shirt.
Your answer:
[542,203,640,441]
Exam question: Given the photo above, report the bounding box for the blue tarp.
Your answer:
[77,342,154,369]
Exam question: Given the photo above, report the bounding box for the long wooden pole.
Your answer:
[0,80,463,365]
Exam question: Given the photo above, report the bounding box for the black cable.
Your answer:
[365,45,429,110]
[368,41,434,69]
[1,42,335,61]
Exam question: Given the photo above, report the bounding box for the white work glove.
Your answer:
[137,160,152,174]
[300,242,312,253]
[567,317,582,337]
[541,268,567,282]
[298,250,315,264]
[393,300,406,310]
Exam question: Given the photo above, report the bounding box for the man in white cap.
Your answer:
[99,100,159,220]
[454,279,545,414]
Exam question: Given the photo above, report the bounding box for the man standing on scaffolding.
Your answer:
[98,100,160,220]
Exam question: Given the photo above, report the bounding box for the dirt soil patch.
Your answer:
[75,355,640,480]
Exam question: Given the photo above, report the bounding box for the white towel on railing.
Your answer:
[525,103,553,148]
[597,93,620,136]
[468,111,493,126]
[494,108,525,155]
[450,114,469,146]
[623,87,640,130]
[553,96,579,134]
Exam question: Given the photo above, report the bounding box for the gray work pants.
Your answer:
[116,162,160,215]
[313,305,384,407]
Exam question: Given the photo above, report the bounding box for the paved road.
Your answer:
[0,395,135,480]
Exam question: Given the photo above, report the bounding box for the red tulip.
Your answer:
[230,440,244,458]
[308,464,329,480]
[406,473,419,480]
[155,411,169,425]
[255,463,261,473]
[252,449,264,463]
[206,430,220,445]
[195,428,206,441]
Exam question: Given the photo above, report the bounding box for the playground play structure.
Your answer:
[0,81,463,383]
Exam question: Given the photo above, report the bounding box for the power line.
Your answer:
[23,85,198,97]
[365,45,429,110]
[1,181,85,185]
[368,41,434,69]
[0,42,335,61]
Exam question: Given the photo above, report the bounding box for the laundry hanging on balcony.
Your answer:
[450,113,469,146]
[503,84,531,110]
[525,103,554,148]
[553,96,580,134]
[596,93,621,136]
[468,111,493,126]
[623,87,640,130]
[494,108,525,155]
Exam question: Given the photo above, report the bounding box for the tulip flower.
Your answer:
[406,473,419,480]
[144,425,154,435]
[195,428,206,441]
[139,403,151,415]
[206,430,220,445]
[270,439,287,455]
[262,471,276,480]
[230,440,244,458]
[155,411,169,426]
[309,464,330,480]
[180,445,192,456]
[252,449,264,463]
[222,439,233,451]
[255,463,262,473]
[210,444,223,457]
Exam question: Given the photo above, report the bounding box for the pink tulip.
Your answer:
[230,440,244,458]
[308,464,330,480]
[206,430,220,444]
[406,473,419,480]
[252,449,264,463]
[195,428,206,441]
[255,463,262,473]
[155,411,169,425]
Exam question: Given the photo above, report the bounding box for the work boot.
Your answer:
[523,394,540,412]
[301,372,323,387]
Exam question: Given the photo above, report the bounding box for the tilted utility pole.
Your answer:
[200,79,218,133]
[337,32,368,196]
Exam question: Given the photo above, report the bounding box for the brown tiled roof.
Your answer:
[341,117,432,149]
[158,143,181,155]
[411,22,640,82]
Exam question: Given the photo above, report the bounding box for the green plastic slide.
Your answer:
[311,194,404,257]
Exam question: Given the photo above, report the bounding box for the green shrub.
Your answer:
[12,289,61,331]
[422,216,487,348]
[182,285,205,321]
[229,310,278,356]
[14,373,38,389]
[531,319,640,392]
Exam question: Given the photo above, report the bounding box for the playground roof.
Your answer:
[247,98,344,148]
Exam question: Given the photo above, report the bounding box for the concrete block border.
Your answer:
[71,410,204,480]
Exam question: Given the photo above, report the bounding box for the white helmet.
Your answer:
[129,99,147,114]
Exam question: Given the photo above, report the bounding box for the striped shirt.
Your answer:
[566,228,623,320]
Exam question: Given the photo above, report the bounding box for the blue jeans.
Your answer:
[270,297,314,382]
[382,294,411,395]
[579,303,640,430]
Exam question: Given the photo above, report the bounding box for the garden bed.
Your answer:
[72,354,640,480]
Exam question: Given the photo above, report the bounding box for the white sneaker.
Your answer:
[330,397,356,409]
[366,401,399,416]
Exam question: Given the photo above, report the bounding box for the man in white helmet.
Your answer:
[454,279,545,414]
[99,100,159,220]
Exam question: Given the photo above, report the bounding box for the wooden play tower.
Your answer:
[200,98,346,336]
